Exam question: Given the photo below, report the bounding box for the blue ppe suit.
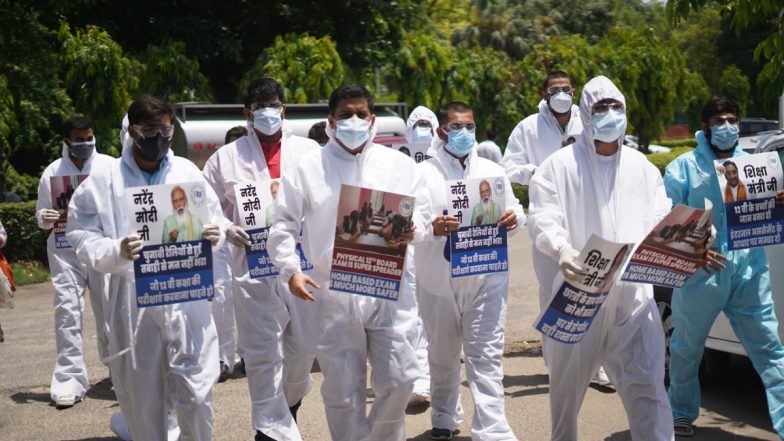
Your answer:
[664,131,784,436]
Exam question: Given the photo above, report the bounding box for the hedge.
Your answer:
[655,137,697,149]
[0,201,49,265]
[647,146,695,175]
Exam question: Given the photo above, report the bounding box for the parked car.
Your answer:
[172,102,408,169]
[740,117,779,137]
[623,135,672,154]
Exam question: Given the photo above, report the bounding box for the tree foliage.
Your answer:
[718,65,751,114]
[135,41,213,104]
[242,34,344,104]
[390,33,455,111]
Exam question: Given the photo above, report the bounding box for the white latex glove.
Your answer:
[558,245,584,282]
[119,234,143,261]
[226,224,251,247]
[201,224,221,246]
[40,209,61,225]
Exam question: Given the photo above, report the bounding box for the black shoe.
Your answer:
[255,430,275,441]
[237,357,246,375]
[289,399,302,422]
[218,361,229,383]
[430,427,455,440]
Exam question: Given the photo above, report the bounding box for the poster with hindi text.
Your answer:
[233,180,312,279]
[447,177,509,278]
[535,235,632,344]
[330,184,415,301]
[714,152,784,250]
[621,203,712,288]
[391,142,431,164]
[50,174,89,248]
[125,182,214,307]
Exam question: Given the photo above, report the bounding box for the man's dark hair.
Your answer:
[542,70,572,91]
[486,127,497,141]
[127,95,175,125]
[723,160,738,171]
[328,85,374,116]
[243,78,285,108]
[61,115,93,138]
[437,101,472,126]
[701,96,740,123]
[308,121,328,143]
[225,125,247,144]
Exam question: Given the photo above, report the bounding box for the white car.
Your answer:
[623,135,672,154]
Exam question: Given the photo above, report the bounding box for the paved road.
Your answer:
[0,234,778,440]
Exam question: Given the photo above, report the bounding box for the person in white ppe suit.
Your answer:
[268,85,428,441]
[211,125,248,383]
[66,95,225,441]
[402,105,437,405]
[528,76,674,441]
[416,101,525,441]
[203,78,320,441]
[35,115,113,409]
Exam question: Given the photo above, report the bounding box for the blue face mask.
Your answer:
[445,128,475,157]
[592,109,627,143]
[709,122,739,151]
[411,127,433,143]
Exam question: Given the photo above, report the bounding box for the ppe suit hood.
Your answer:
[405,105,438,144]
[578,75,627,153]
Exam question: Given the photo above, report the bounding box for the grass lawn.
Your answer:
[11,260,50,286]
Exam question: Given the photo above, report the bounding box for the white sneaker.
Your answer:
[54,394,82,409]
[592,366,612,386]
[110,412,133,440]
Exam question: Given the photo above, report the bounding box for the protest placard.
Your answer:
[50,175,89,249]
[390,142,431,164]
[714,152,784,250]
[621,203,711,288]
[126,182,214,307]
[447,177,509,278]
[535,234,632,344]
[233,180,312,279]
[329,184,415,301]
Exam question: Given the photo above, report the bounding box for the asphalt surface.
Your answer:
[0,233,779,440]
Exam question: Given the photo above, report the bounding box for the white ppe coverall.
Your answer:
[502,100,583,361]
[36,144,114,402]
[664,131,784,436]
[415,145,525,440]
[66,146,224,441]
[203,121,320,439]
[528,76,674,441]
[404,105,436,399]
[211,245,238,371]
[268,131,429,441]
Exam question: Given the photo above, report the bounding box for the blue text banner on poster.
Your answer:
[134,239,214,307]
[449,225,509,277]
[330,269,401,301]
[725,199,784,250]
[245,227,313,279]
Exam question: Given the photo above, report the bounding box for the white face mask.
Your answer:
[549,92,573,114]
[253,107,283,135]
[335,116,371,149]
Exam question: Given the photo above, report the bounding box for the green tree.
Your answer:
[595,27,685,151]
[241,33,344,104]
[718,65,751,114]
[59,23,138,156]
[135,41,213,104]
[671,6,724,91]
[678,69,712,131]
[0,2,72,200]
[389,33,455,111]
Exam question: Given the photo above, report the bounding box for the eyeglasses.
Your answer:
[250,101,283,111]
[442,123,476,132]
[708,115,739,126]
[592,102,625,115]
[546,86,573,95]
[414,120,433,128]
[133,124,174,138]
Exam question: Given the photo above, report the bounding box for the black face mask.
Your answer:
[135,134,172,161]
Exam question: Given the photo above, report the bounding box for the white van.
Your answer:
[172,102,409,169]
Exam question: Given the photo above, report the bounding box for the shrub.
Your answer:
[0,201,49,264]
[655,137,697,149]
[647,146,695,175]
[512,183,529,209]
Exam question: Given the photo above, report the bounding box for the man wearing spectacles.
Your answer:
[202,78,321,441]
[65,94,228,440]
[528,76,675,441]
[664,96,784,438]
[415,101,524,440]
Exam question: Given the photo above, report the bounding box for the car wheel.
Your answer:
[654,286,674,386]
